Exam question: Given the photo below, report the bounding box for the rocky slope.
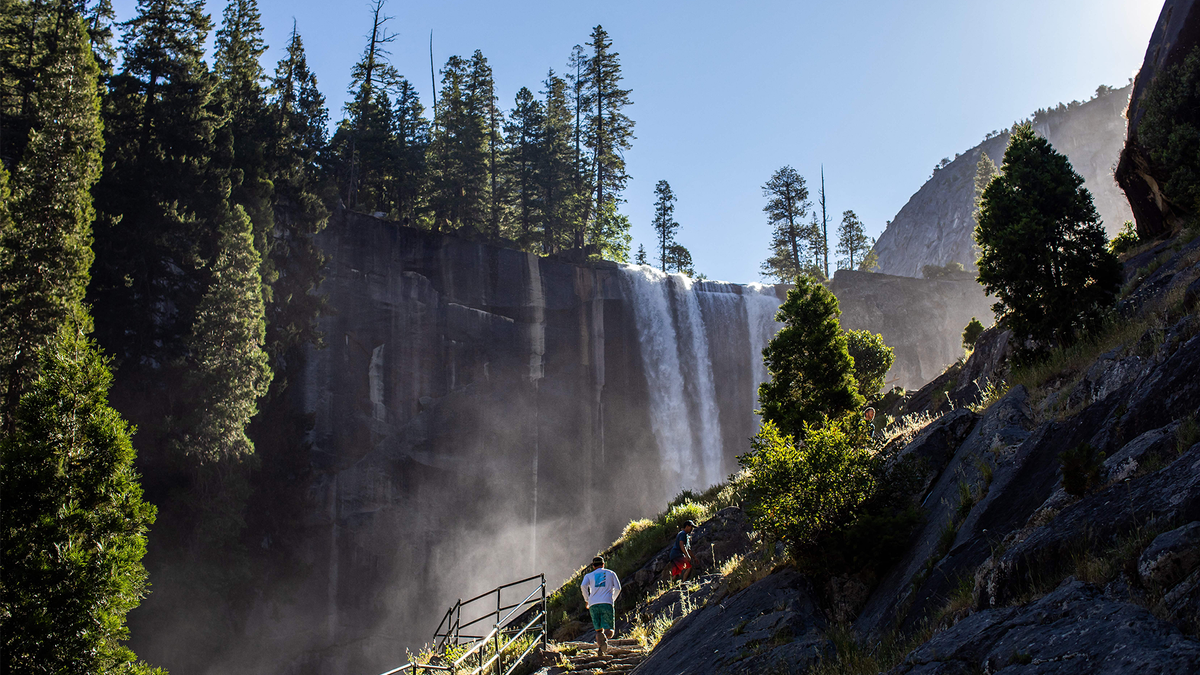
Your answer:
[531,231,1200,675]
[872,85,1134,278]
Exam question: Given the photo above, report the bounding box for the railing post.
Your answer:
[495,588,503,674]
[540,573,548,648]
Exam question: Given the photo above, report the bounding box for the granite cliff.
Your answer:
[872,85,1134,278]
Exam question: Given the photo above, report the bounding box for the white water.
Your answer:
[743,283,783,412]
[622,267,783,495]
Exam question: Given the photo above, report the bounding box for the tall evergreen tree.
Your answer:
[651,179,678,270]
[467,49,505,239]
[836,210,869,271]
[506,86,544,246]
[429,54,487,233]
[975,124,1121,354]
[0,5,103,420]
[634,244,648,265]
[392,78,429,226]
[90,0,220,366]
[1,314,158,675]
[760,166,811,282]
[266,22,330,363]
[565,45,590,220]
[584,25,634,246]
[537,70,578,255]
[818,167,829,278]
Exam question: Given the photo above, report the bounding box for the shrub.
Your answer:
[1059,443,1106,497]
[922,261,965,279]
[737,416,877,552]
[961,317,985,350]
[1110,221,1141,255]
[1139,46,1200,225]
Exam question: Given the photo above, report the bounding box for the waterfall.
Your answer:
[622,267,783,494]
[743,283,783,413]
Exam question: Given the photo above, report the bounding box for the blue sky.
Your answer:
[111,0,1164,283]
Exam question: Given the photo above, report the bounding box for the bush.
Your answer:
[1139,46,1200,225]
[845,329,895,401]
[921,261,965,279]
[961,317,985,350]
[1059,443,1106,497]
[1109,221,1141,256]
[737,417,877,550]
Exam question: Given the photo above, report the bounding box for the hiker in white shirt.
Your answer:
[580,555,621,656]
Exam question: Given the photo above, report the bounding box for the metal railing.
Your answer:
[376,573,548,675]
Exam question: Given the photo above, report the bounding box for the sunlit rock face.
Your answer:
[873,84,1134,278]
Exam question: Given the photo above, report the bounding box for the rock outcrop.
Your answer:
[1116,0,1200,238]
[873,85,1134,278]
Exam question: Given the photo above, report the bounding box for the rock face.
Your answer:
[830,269,996,389]
[1117,0,1200,238]
[887,579,1200,675]
[872,85,1133,278]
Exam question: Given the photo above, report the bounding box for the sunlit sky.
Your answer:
[111,0,1164,283]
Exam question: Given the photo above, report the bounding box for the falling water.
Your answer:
[622,267,783,495]
[743,283,783,412]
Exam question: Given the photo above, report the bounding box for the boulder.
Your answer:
[887,578,1200,674]
[1139,522,1200,589]
[632,569,827,675]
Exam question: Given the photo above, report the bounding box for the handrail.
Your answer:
[376,573,548,675]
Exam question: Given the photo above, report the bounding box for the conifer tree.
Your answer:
[566,45,591,215]
[975,124,1121,353]
[267,22,330,361]
[651,179,679,270]
[0,4,104,421]
[584,25,634,240]
[759,277,864,439]
[429,54,487,233]
[90,0,221,365]
[1,314,158,675]
[836,210,869,270]
[467,50,506,239]
[760,166,811,282]
[177,204,272,462]
[634,244,648,265]
[392,78,429,225]
[506,86,545,245]
[537,70,578,255]
[818,168,830,278]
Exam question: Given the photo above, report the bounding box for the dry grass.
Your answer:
[804,622,935,675]
[882,410,943,448]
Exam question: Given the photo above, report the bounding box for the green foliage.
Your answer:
[844,329,895,401]
[1,315,160,674]
[0,6,104,418]
[1139,45,1200,226]
[652,179,679,270]
[921,261,965,279]
[1059,443,1105,497]
[836,210,870,271]
[975,124,1121,358]
[759,276,865,438]
[1109,221,1141,256]
[857,247,879,272]
[737,418,877,550]
[760,166,812,282]
[176,206,272,462]
[961,317,985,350]
[585,25,634,222]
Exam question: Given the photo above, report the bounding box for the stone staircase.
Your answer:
[552,638,648,674]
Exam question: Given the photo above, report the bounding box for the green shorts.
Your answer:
[589,603,614,631]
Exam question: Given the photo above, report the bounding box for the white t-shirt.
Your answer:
[580,567,621,607]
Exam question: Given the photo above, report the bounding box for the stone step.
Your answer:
[571,653,643,667]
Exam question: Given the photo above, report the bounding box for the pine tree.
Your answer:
[759,277,864,439]
[652,179,678,270]
[975,124,1121,354]
[213,0,273,296]
[818,168,830,278]
[176,204,272,462]
[90,0,221,366]
[429,54,488,233]
[665,243,695,276]
[506,86,545,246]
[566,43,591,236]
[467,49,506,239]
[584,25,634,239]
[266,22,330,362]
[634,244,648,265]
[0,4,104,422]
[392,78,429,226]
[537,70,578,255]
[1,314,158,675]
[760,166,811,282]
[836,210,869,271]
[805,212,828,280]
